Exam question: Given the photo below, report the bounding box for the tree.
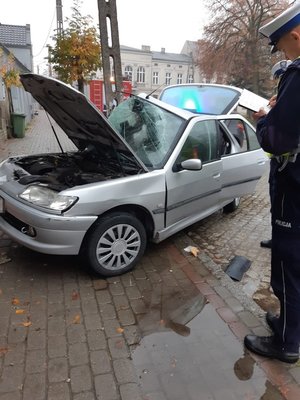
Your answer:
[49,0,102,93]
[0,49,21,115]
[197,0,291,97]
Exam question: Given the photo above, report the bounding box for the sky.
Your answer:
[2,0,209,72]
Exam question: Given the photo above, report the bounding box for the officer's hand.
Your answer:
[252,108,267,121]
[268,95,277,108]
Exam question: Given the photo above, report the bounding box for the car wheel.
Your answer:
[223,197,240,213]
[83,212,147,277]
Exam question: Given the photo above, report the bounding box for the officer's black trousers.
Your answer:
[271,227,300,352]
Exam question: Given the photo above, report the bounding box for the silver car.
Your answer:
[0,74,268,276]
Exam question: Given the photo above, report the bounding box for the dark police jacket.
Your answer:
[256,58,300,232]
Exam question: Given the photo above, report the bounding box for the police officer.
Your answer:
[260,59,291,249]
[271,59,292,80]
[244,2,300,363]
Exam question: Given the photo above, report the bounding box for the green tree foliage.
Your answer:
[49,0,101,93]
[197,0,290,97]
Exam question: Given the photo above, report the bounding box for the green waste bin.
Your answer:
[11,113,26,138]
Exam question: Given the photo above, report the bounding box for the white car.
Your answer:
[159,83,245,115]
[0,75,268,276]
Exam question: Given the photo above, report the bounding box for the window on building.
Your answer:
[165,72,171,85]
[137,66,145,83]
[177,74,183,84]
[188,75,194,83]
[153,71,159,85]
[124,65,133,81]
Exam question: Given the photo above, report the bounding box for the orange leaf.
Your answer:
[15,309,25,315]
[12,298,20,305]
[116,327,124,333]
[21,321,32,327]
[73,315,81,324]
[0,347,8,355]
[190,246,200,257]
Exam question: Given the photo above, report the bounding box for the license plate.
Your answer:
[0,197,4,214]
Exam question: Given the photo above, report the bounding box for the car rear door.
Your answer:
[218,116,268,202]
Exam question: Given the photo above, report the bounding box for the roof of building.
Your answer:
[0,44,31,73]
[152,51,191,62]
[0,23,30,46]
[181,40,199,55]
[120,45,149,53]
[120,44,193,63]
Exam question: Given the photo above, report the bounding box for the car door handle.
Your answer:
[257,160,266,165]
[213,173,221,179]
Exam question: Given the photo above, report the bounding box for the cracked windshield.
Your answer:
[109,97,184,168]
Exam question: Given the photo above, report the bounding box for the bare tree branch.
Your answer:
[197,0,290,95]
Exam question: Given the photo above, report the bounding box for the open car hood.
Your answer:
[20,73,146,171]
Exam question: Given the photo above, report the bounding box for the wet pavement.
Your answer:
[184,174,275,312]
[0,110,299,400]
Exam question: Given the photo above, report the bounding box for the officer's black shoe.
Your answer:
[260,239,272,248]
[244,335,299,364]
[266,311,279,332]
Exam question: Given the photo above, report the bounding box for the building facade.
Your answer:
[120,41,201,97]
[92,40,202,99]
[0,23,33,138]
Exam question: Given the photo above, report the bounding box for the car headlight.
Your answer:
[19,185,78,211]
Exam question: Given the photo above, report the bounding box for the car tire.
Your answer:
[82,212,147,277]
[223,197,240,213]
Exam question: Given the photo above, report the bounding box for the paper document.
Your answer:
[239,89,270,113]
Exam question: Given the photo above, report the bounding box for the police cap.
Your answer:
[259,3,300,53]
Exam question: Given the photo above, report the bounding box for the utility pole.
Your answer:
[56,0,64,36]
[49,0,63,79]
[47,45,52,77]
[97,0,123,115]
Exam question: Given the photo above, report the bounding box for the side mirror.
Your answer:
[180,159,203,171]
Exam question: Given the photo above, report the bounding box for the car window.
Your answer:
[178,120,219,164]
[159,85,241,115]
[108,97,185,168]
[223,119,248,152]
[221,118,261,153]
[218,124,232,156]
[245,123,260,150]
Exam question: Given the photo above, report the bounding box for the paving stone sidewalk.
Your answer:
[0,111,299,400]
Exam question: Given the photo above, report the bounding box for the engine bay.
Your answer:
[10,147,142,191]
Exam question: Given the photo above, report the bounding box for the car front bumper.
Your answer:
[0,192,97,255]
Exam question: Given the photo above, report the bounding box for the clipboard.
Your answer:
[238,89,270,113]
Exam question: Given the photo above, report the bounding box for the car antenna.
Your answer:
[146,83,166,99]
[116,84,166,100]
